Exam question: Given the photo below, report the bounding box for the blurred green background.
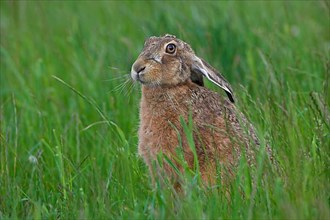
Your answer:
[1,1,329,219]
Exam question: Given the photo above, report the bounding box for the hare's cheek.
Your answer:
[141,67,162,83]
[163,63,182,81]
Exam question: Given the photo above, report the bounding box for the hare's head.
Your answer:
[131,34,234,102]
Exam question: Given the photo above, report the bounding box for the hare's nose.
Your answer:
[136,66,146,75]
[131,61,147,81]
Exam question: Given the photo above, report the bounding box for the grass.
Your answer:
[1,1,329,219]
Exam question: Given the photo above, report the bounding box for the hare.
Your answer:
[131,34,265,188]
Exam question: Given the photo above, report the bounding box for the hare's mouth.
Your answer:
[131,69,146,84]
[136,76,147,84]
[136,76,153,86]
[131,66,157,86]
[131,61,147,81]
[132,73,160,87]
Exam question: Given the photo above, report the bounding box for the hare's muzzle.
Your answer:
[131,60,146,82]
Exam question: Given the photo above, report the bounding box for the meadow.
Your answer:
[1,1,329,219]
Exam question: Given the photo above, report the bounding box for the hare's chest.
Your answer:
[138,107,182,159]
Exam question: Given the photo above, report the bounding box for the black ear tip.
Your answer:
[226,91,235,103]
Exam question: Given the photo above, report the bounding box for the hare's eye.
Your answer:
[165,43,176,54]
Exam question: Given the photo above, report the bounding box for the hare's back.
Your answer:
[190,85,259,147]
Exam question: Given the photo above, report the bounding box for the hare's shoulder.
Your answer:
[189,86,253,132]
[190,85,231,114]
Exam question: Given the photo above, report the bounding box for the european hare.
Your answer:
[131,34,264,187]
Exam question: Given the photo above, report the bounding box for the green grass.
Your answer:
[1,1,329,219]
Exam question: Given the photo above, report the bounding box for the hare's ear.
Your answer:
[191,56,234,103]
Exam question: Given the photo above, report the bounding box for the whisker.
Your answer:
[124,80,135,97]
[120,79,132,93]
[104,74,130,82]
[108,66,130,73]
[110,77,131,93]
[125,81,137,102]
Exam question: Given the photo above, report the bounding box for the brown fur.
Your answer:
[131,34,264,188]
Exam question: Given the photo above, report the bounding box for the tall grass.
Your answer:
[1,1,329,219]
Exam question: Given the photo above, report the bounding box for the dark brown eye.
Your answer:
[165,43,176,54]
